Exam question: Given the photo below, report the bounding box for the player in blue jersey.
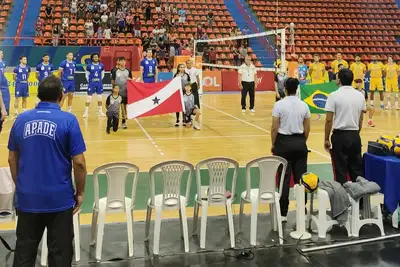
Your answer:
[58,52,76,112]
[83,53,106,118]
[297,56,308,86]
[0,50,10,116]
[139,49,158,83]
[36,54,54,82]
[13,56,31,116]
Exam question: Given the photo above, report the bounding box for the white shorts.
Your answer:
[155,6,161,12]
[178,17,185,23]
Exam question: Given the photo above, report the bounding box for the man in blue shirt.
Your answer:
[58,52,76,113]
[36,53,54,82]
[8,75,87,267]
[13,56,30,116]
[83,53,106,118]
[139,49,158,83]
[0,50,10,116]
[297,56,308,85]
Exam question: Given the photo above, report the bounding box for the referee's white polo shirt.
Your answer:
[272,95,311,134]
[325,86,366,130]
[185,67,200,84]
[238,63,257,82]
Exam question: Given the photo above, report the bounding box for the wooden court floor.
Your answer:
[0,92,399,229]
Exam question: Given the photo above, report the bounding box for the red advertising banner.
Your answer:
[202,71,222,92]
[222,71,275,91]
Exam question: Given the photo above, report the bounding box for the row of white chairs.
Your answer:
[1,156,288,264]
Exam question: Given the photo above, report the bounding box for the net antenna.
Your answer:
[193,28,289,72]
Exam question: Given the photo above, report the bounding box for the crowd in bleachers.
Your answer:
[34,0,259,70]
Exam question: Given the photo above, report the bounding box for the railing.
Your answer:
[0,36,142,46]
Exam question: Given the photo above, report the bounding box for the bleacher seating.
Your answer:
[249,0,400,64]
[0,0,12,33]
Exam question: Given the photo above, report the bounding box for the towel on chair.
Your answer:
[343,176,381,200]
[319,180,351,225]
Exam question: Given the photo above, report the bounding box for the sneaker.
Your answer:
[83,112,88,118]
[193,122,201,130]
[367,120,375,127]
[106,128,110,134]
[242,109,246,113]
[122,123,127,129]
[98,111,106,117]
[281,216,288,223]
[250,109,255,113]
[396,105,399,110]
[175,120,180,127]
[380,104,385,110]
[14,112,18,117]
[385,105,392,110]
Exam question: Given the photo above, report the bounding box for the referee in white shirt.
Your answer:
[238,55,257,112]
[271,78,311,220]
[186,60,201,108]
[324,68,366,184]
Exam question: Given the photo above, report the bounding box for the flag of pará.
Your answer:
[300,82,338,114]
[127,77,185,119]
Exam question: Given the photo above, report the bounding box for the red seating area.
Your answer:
[249,0,400,63]
[0,0,12,32]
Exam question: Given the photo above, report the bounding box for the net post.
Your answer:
[280,30,286,72]
[193,40,197,64]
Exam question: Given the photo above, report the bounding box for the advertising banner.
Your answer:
[74,72,112,92]
[202,71,222,92]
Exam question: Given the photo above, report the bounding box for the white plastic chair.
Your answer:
[308,188,351,239]
[349,193,385,237]
[145,161,194,255]
[90,163,140,261]
[192,158,239,249]
[238,156,286,246]
[40,211,81,266]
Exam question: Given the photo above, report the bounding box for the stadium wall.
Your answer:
[3,0,26,45]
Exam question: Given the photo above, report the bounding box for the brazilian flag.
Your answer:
[300,82,339,114]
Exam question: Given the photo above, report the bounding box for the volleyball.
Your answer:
[377,135,395,150]
[393,136,400,157]
[300,172,319,193]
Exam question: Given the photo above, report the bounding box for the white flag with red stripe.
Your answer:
[127,77,185,119]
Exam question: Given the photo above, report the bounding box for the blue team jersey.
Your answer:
[0,61,8,88]
[141,58,157,79]
[36,63,54,82]
[13,65,31,83]
[86,62,104,82]
[59,60,76,81]
[298,64,308,83]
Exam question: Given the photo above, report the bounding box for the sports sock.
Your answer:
[84,106,89,113]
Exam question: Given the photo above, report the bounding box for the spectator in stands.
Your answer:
[101,12,108,25]
[45,4,53,22]
[207,11,214,27]
[178,7,186,25]
[109,11,117,27]
[133,12,140,21]
[93,13,101,32]
[52,25,60,46]
[100,1,108,13]
[62,14,69,32]
[87,1,94,13]
[233,46,240,66]
[152,25,161,41]
[155,0,162,13]
[133,17,141,37]
[242,26,250,47]
[35,17,43,37]
[168,41,175,69]
[159,26,167,43]
[208,47,217,67]
[142,36,150,51]
[150,39,158,54]
[93,0,101,13]
[117,11,126,33]
[104,26,111,44]
[109,0,116,13]
[196,24,204,39]
[85,19,94,40]
[144,2,151,21]
[158,46,166,64]
[239,44,248,64]
[96,26,103,45]
[77,1,86,19]
[121,1,128,13]
[70,0,78,17]
[125,12,133,33]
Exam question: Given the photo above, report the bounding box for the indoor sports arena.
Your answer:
[0,0,400,266]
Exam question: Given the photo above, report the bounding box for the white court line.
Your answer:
[203,103,331,160]
[134,119,164,156]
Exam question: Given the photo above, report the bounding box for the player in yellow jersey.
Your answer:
[368,55,385,109]
[309,54,326,84]
[331,52,349,79]
[384,56,400,110]
[350,55,367,88]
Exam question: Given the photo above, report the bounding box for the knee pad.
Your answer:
[86,95,92,103]
[97,94,103,101]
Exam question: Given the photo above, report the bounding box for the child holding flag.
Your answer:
[354,79,375,127]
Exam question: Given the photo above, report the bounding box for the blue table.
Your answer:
[364,152,400,213]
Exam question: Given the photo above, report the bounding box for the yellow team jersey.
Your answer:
[385,64,400,80]
[309,62,325,81]
[332,60,349,74]
[368,62,384,78]
[350,63,366,80]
